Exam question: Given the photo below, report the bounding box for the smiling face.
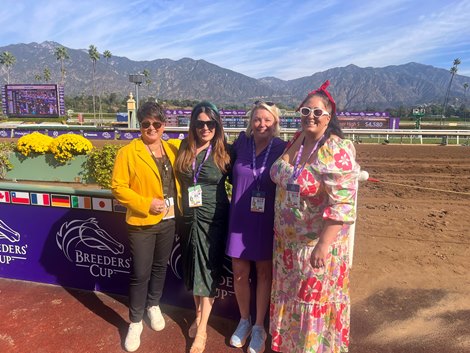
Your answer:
[194,112,216,146]
[140,117,165,145]
[300,96,331,138]
[251,108,276,141]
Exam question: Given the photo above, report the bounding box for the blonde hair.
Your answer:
[175,102,230,174]
[245,102,281,137]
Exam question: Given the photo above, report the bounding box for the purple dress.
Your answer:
[226,131,287,260]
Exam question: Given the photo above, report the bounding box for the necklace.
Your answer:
[147,144,169,172]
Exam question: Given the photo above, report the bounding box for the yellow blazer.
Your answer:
[111,138,182,226]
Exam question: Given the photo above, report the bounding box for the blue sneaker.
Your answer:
[230,317,252,347]
[248,325,267,353]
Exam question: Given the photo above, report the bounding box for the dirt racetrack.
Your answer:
[351,144,470,353]
[1,140,469,352]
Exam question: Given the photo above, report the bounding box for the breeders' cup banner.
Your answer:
[0,188,237,318]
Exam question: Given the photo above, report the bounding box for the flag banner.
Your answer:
[11,191,30,205]
[92,197,113,212]
[51,194,71,208]
[112,199,127,213]
[30,193,50,206]
[71,195,92,209]
[0,190,10,203]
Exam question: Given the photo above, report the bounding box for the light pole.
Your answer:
[128,74,145,112]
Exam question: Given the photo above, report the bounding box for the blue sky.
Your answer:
[1,0,470,80]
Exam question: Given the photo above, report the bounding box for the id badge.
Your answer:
[285,183,301,208]
[250,190,266,213]
[163,197,175,220]
[188,185,203,207]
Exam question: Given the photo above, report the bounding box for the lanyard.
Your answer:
[252,137,273,185]
[291,135,324,181]
[192,144,212,185]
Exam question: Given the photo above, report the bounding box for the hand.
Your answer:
[149,198,166,215]
[310,241,329,268]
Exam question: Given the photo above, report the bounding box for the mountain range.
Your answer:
[1,41,469,110]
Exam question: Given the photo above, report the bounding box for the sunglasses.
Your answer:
[254,100,275,106]
[141,121,163,129]
[299,107,330,118]
[194,120,217,130]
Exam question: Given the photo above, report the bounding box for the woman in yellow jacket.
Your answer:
[111,101,181,352]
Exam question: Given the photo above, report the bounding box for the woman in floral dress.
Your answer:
[269,80,360,353]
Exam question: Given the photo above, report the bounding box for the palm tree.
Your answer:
[54,46,69,85]
[442,58,461,121]
[143,69,152,97]
[88,45,100,121]
[464,83,469,99]
[0,51,16,83]
[103,50,112,64]
[43,67,51,83]
[99,50,112,123]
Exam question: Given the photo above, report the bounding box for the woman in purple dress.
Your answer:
[226,101,286,353]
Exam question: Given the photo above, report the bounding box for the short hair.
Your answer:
[245,102,281,137]
[137,101,166,123]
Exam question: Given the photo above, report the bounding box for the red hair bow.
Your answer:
[299,80,336,114]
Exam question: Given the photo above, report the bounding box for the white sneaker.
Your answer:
[124,321,143,352]
[147,305,165,331]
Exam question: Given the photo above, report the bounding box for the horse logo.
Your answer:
[56,218,124,262]
[0,219,20,242]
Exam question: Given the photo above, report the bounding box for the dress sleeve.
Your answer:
[313,137,360,224]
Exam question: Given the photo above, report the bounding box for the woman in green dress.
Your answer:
[174,101,231,353]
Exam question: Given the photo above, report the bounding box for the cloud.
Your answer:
[0,0,469,79]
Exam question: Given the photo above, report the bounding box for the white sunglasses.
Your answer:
[299,107,330,118]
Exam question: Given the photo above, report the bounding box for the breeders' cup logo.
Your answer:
[0,219,28,264]
[0,130,7,137]
[102,132,112,139]
[169,234,234,300]
[56,218,130,278]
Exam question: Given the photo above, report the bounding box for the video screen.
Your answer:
[1,84,65,117]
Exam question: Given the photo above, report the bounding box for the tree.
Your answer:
[464,83,469,99]
[442,58,461,121]
[0,51,16,83]
[54,46,69,85]
[88,45,100,121]
[43,67,51,82]
[143,69,152,96]
[34,74,42,82]
[103,50,112,64]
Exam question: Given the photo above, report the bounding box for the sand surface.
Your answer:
[351,144,470,353]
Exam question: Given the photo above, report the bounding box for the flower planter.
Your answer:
[5,152,89,183]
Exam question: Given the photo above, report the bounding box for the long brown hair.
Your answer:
[175,101,230,173]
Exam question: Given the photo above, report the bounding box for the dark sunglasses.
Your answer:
[194,120,217,130]
[141,121,163,129]
[299,107,330,118]
[254,100,275,106]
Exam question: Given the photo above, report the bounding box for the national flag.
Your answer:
[92,197,112,212]
[11,191,30,205]
[113,199,127,213]
[30,192,50,206]
[0,190,10,203]
[51,194,71,208]
[71,195,91,209]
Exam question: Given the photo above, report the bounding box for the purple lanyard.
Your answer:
[192,144,212,185]
[252,137,273,185]
[291,135,324,181]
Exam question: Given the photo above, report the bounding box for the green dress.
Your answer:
[176,141,229,297]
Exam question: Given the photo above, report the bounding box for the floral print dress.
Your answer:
[269,134,360,353]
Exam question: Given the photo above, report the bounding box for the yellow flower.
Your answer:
[16,132,54,156]
[49,134,93,163]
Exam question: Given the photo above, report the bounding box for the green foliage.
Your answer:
[0,142,15,179]
[84,144,123,189]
